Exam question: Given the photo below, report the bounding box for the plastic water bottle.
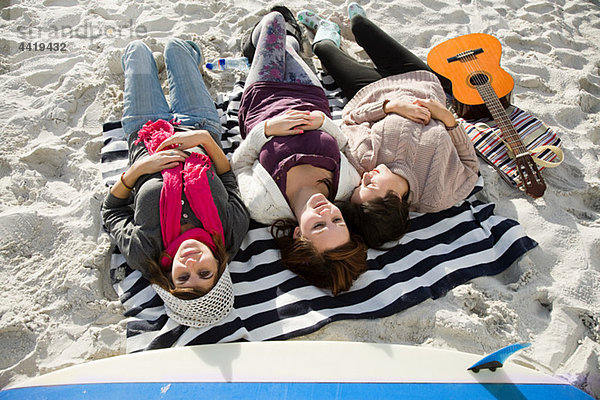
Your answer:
[205,57,250,71]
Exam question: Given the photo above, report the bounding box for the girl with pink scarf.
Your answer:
[102,39,249,328]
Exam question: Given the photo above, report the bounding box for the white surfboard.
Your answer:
[0,341,592,399]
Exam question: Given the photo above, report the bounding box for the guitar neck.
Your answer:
[475,80,546,198]
[476,82,527,156]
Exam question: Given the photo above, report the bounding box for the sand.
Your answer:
[0,0,599,397]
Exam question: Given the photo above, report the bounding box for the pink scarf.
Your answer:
[135,119,225,269]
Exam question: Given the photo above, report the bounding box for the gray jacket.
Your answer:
[102,138,250,280]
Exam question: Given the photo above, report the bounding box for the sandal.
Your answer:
[241,5,304,64]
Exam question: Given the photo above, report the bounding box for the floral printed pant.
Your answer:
[245,12,321,87]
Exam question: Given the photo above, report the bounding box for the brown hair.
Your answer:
[147,233,229,300]
[271,219,368,295]
[338,191,411,250]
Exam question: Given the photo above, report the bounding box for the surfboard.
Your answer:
[0,341,593,399]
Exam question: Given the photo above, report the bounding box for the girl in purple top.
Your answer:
[231,9,367,295]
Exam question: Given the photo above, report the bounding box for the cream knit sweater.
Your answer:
[341,70,480,213]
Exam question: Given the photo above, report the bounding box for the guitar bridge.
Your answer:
[447,48,484,63]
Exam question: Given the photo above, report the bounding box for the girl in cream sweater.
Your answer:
[298,4,479,248]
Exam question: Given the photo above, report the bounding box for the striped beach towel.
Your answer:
[102,74,536,353]
[460,106,562,188]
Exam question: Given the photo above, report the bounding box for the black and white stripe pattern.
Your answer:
[103,74,536,353]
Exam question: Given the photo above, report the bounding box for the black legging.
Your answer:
[313,15,452,100]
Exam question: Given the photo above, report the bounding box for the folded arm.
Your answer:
[156,129,231,175]
[101,192,159,275]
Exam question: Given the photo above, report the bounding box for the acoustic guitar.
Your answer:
[427,33,546,198]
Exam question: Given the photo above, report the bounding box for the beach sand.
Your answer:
[1,0,599,397]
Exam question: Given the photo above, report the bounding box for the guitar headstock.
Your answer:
[515,155,546,198]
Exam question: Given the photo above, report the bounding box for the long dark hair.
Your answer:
[338,191,410,249]
[271,218,368,295]
[147,233,229,300]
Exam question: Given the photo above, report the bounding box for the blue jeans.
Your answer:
[121,39,221,145]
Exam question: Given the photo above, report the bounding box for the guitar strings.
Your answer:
[459,52,525,154]
[454,45,542,190]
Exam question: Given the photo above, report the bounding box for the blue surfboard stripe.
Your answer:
[1,382,593,400]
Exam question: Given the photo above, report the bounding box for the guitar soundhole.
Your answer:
[468,72,490,87]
